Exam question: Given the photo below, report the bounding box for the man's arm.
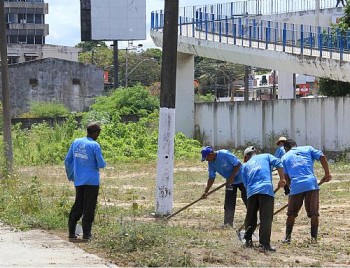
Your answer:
[319,155,332,183]
[276,167,286,188]
[227,163,241,185]
[202,178,215,198]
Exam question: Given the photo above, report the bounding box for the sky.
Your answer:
[45,0,229,49]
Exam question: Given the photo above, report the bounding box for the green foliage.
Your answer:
[20,101,70,118]
[75,41,108,52]
[0,175,71,230]
[11,115,80,166]
[91,84,159,118]
[319,78,350,96]
[195,93,216,103]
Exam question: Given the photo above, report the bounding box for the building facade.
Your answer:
[0,58,104,116]
[4,0,49,45]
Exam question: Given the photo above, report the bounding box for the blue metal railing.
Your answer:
[151,0,350,61]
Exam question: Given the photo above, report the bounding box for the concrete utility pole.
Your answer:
[244,66,249,102]
[0,0,13,173]
[155,0,179,216]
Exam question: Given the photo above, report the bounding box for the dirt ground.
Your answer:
[12,162,350,267]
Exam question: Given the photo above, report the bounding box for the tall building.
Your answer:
[4,0,49,45]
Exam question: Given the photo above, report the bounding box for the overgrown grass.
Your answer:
[1,160,349,266]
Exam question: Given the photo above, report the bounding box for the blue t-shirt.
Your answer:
[65,137,106,186]
[208,150,243,184]
[281,146,323,195]
[274,146,286,159]
[241,153,283,199]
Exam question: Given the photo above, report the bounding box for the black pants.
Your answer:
[68,185,99,226]
[244,194,274,246]
[224,183,247,226]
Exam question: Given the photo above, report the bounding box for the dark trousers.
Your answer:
[68,185,99,226]
[224,183,247,226]
[244,194,274,246]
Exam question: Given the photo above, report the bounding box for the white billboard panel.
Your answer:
[91,0,146,41]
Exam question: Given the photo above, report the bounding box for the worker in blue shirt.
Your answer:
[281,139,332,243]
[201,146,247,228]
[65,122,106,242]
[274,136,287,159]
[241,146,286,252]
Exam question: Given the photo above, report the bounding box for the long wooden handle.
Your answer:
[165,182,227,220]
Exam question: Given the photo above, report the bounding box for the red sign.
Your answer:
[298,84,310,96]
[104,71,109,83]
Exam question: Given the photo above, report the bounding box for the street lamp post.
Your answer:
[124,42,143,87]
[125,58,155,87]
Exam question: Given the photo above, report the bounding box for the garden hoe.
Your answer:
[165,182,227,220]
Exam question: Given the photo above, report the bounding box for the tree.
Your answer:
[75,41,107,52]
[319,78,350,96]
[318,1,350,96]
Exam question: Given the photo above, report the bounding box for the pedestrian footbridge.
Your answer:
[150,0,350,149]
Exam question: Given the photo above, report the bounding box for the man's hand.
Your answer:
[201,191,208,199]
[320,174,332,184]
[278,178,286,188]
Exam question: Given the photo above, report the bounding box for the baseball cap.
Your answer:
[244,146,256,157]
[276,136,287,145]
[201,146,214,161]
[87,122,101,133]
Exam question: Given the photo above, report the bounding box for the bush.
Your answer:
[19,101,70,118]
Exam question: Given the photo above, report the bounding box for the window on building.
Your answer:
[27,35,34,44]
[9,36,17,43]
[7,55,19,65]
[72,79,81,85]
[7,14,16,23]
[29,79,38,86]
[26,14,34,23]
[35,14,42,24]
[24,52,38,61]
[18,35,26,44]
[18,13,26,23]
[35,36,43,44]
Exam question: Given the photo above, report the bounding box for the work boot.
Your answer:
[245,239,253,248]
[311,226,318,241]
[259,244,276,252]
[282,225,293,244]
[82,222,93,241]
[68,221,77,240]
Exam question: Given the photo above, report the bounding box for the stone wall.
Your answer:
[0,58,104,116]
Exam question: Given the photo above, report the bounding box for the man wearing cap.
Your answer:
[281,139,332,243]
[65,122,106,242]
[201,146,247,228]
[241,146,286,252]
[274,136,287,159]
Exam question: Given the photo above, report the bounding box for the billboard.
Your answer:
[81,0,146,41]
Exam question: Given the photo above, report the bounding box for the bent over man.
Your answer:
[281,139,332,243]
[241,146,286,252]
[201,146,247,227]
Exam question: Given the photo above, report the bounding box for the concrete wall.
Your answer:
[195,97,350,152]
[0,58,104,116]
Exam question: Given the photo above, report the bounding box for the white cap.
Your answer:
[244,146,256,157]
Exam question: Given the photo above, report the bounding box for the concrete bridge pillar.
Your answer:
[278,71,295,99]
[175,52,195,137]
